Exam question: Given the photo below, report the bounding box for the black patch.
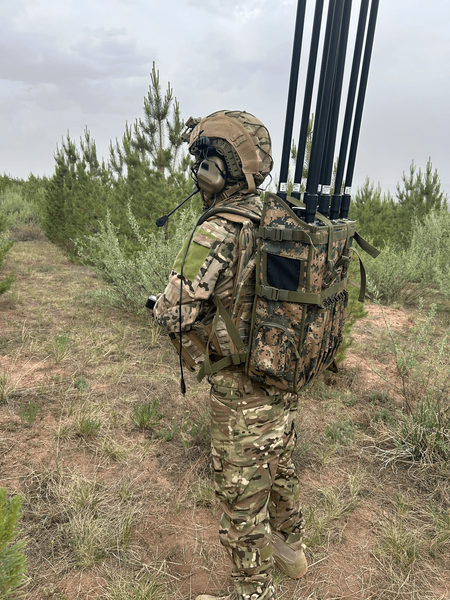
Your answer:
[267,254,302,291]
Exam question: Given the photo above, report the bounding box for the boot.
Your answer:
[272,531,308,579]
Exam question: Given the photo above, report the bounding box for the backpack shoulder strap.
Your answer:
[197,206,261,226]
[197,296,247,382]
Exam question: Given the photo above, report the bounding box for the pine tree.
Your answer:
[43,133,76,246]
[349,178,397,247]
[109,64,195,238]
[395,158,448,243]
[133,62,185,180]
[0,489,27,598]
[44,65,196,254]
[64,128,112,251]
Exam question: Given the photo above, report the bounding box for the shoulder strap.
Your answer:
[197,206,261,226]
[197,296,247,382]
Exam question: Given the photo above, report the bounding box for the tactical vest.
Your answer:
[176,192,378,393]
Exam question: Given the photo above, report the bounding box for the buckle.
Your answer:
[261,286,278,301]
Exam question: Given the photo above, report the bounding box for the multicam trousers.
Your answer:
[209,369,304,600]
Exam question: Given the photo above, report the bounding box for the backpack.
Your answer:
[197,192,378,393]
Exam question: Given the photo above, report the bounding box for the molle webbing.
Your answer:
[255,277,348,308]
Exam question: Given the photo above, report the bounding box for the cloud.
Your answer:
[0,25,148,86]
[0,0,450,192]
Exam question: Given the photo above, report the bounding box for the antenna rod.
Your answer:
[317,0,352,217]
[278,0,308,202]
[304,0,344,223]
[291,0,325,203]
[329,0,370,219]
[340,0,380,219]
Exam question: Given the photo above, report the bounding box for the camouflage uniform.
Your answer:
[154,190,304,600]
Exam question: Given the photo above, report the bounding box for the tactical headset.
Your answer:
[190,135,229,195]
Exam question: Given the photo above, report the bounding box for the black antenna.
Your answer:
[279,0,379,223]
[330,0,370,219]
[340,0,380,219]
[278,0,308,202]
[291,0,325,203]
[317,0,352,217]
[304,0,344,223]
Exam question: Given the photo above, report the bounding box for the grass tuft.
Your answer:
[74,416,101,438]
[19,401,38,427]
[102,567,166,600]
[375,520,420,568]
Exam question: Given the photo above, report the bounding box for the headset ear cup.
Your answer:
[196,155,227,194]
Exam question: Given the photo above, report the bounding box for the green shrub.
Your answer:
[0,187,44,230]
[75,204,199,312]
[407,207,450,296]
[395,399,450,463]
[363,208,450,304]
[336,276,368,363]
[74,376,89,393]
[75,417,102,438]
[363,243,418,304]
[0,489,27,598]
[19,401,38,427]
[178,412,210,450]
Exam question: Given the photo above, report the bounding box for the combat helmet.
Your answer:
[182,110,273,194]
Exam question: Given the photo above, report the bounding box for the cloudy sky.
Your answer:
[2,0,450,196]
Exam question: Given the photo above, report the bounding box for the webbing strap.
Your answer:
[315,213,334,263]
[354,231,380,258]
[201,323,223,356]
[197,353,247,382]
[213,296,245,351]
[258,227,324,245]
[258,225,355,245]
[351,247,367,302]
[185,330,207,354]
[169,336,197,371]
[198,205,261,227]
[197,296,247,382]
[255,278,348,307]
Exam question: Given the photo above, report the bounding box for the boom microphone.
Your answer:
[156,187,200,227]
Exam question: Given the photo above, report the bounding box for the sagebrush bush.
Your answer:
[408,207,450,296]
[0,488,27,598]
[0,187,44,230]
[75,204,200,312]
[363,243,418,304]
[363,207,450,303]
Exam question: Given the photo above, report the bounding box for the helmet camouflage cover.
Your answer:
[183,110,273,193]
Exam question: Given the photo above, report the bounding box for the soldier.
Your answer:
[153,110,307,600]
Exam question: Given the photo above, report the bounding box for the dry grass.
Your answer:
[0,237,449,600]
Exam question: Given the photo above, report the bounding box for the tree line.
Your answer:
[1,65,449,301]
